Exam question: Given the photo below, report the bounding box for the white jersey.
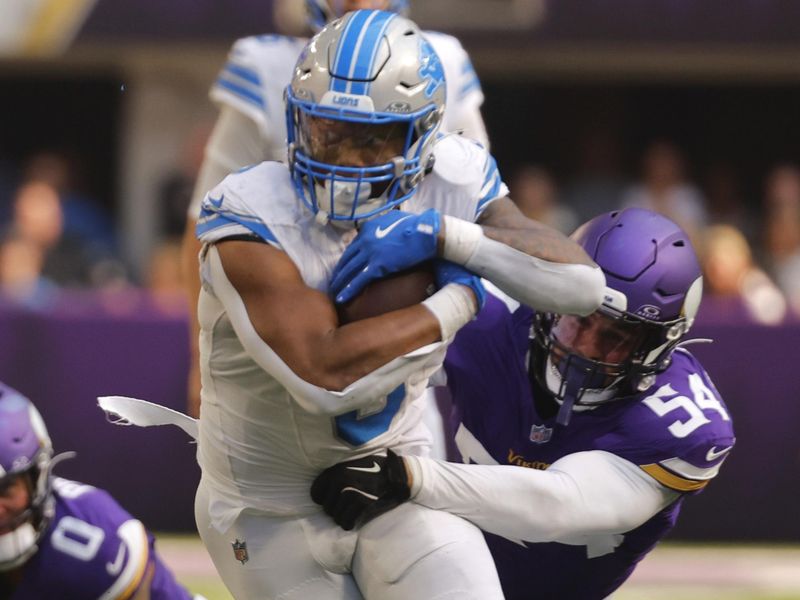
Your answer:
[424,30,485,135]
[195,135,507,529]
[210,34,308,163]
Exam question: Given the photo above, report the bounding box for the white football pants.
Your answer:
[196,478,504,599]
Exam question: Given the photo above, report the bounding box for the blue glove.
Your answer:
[434,260,486,310]
[331,209,441,303]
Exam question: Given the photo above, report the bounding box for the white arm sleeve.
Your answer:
[188,106,272,218]
[204,245,447,416]
[442,215,605,316]
[407,451,679,544]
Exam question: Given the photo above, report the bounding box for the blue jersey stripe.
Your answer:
[224,63,261,86]
[476,155,503,213]
[482,155,498,188]
[215,78,264,109]
[196,210,280,246]
[352,11,396,95]
[331,11,396,95]
[476,176,503,214]
[458,77,482,100]
[331,10,371,93]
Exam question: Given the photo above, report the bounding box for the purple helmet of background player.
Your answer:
[0,383,56,571]
[305,0,409,31]
[531,208,703,426]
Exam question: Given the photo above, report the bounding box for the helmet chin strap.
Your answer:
[555,378,580,427]
[544,357,616,426]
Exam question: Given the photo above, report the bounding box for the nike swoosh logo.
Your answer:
[208,194,224,208]
[706,446,733,461]
[346,461,381,474]
[375,215,413,239]
[341,487,379,501]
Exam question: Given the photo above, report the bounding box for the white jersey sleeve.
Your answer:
[189,35,306,219]
[424,31,488,147]
[408,134,508,222]
[210,34,307,145]
[195,165,286,250]
[189,106,268,218]
[406,450,679,545]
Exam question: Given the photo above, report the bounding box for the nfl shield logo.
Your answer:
[529,424,553,444]
[232,539,249,565]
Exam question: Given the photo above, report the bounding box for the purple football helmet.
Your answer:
[0,383,55,570]
[531,208,703,425]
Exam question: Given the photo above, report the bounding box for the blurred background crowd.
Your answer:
[3,0,800,328]
[3,130,800,325]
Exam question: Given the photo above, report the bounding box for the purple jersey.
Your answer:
[10,478,194,600]
[443,294,735,600]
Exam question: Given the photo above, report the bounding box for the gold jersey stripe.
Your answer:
[21,0,96,55]
[641,463,709,492]
[115,525,150,600]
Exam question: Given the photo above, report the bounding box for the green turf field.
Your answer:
[156,535,800,600]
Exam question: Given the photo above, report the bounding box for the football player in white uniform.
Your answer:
[182,0,490,417]
[189,10,604,599]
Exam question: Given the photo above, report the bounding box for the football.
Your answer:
[337,261,437,324]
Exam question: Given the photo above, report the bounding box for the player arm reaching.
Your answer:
[312,448,679,536]
[330,197,605,317]
[314,208,735,540]
[205,239,481,415]
[410,451,678,542]
[453,197,603,314]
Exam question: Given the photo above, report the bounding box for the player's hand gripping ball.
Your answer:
[330,209,441,304]
[336,261,436,324]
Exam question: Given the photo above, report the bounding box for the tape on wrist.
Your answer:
[421,283,478,341]
[441,215,483,265]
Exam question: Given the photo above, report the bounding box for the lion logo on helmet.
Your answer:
[419,38,445,99]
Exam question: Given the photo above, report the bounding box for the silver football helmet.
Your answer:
[286,9,446,224]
